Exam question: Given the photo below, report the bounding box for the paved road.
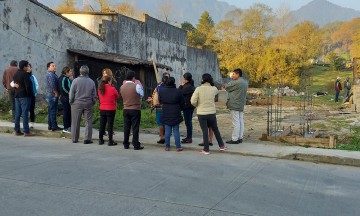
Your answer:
[0,134,359,216]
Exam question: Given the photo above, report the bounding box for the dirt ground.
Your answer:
[141,98,360,144]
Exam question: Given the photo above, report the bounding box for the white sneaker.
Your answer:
[62,128,71,134]
[30,122,34,128]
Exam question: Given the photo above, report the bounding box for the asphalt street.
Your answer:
[0,134,359,216]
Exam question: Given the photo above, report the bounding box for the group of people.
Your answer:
[334,76,351,102]
[3,59,249,155]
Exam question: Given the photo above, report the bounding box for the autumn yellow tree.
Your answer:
[56,0,77,13]
[332,18,360,56]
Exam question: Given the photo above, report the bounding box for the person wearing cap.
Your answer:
[335,77,342,102]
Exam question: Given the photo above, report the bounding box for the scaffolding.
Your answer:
[299,73,313,136]
[266,83,284,136]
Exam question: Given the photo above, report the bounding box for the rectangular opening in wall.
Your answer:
[98,23,103,35]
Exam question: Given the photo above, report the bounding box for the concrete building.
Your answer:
[0,0,221,96]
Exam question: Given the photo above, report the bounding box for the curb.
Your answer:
[1,125,360,167]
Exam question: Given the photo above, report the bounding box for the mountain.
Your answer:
[37,0,236,25]
[292,0,360,26]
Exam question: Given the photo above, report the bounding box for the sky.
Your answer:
[221,0,360,11]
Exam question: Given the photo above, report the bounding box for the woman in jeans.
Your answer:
[179,72,195,144]
[159,77,184,152]
[191,73,227,155]
[98,76,119,146]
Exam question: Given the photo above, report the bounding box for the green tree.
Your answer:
[194,11,215,49]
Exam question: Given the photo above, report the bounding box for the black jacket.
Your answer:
[58,74,72,97]
[159,85,184,126]
[13,69,33,98]
[179,82,195,110]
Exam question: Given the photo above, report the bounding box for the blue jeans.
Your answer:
[46,94,59,129]
[14,97,31,133]
[164,124,181,149]
[335,90,340,102]
[183,109,194,139]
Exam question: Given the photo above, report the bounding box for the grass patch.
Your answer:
[337,127,360,151]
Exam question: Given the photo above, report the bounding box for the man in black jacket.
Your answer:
[13,60,34,136]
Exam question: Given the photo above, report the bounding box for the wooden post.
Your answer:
[329,136,336,148]
[152,58,159,83]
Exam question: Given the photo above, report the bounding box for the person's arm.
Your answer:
[179,91,185,110]
[2,70,6,89]
[224,81,237,92]
[113,86,119,99]
[190,88,199,107]
[33,76,39,91]
[24,74,33,96]
[136,84,144,98]
[91,81,97,104]
[69,80,76,104]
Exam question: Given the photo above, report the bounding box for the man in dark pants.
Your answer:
[13,60,34,136]
[45,62,62,131]
[120,71,144,150]
[2,60,18,122]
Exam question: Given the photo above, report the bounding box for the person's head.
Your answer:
[27,63,32,73]
[232,68,242,80]
[102,68,113,78]
[62,66,73,77]
[125,70,135,81]
[183,72,194,86]
[47,62,56,72]
[166,77,176,86]
[337,76,341,81]
[201,73,214,86]
[99,76,111,95]
[79,65,89,76]
[346,76,350,81]
[19,60,30,71]
[10,60,17,67]
[161,74,169,84]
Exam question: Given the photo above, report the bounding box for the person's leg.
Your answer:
[46,95,52,129]
[239,111,244,141]
[99,110,107,142]
[335,90,340,102]
[83,104,94,141]
[231,110,240,141]
[164,124,171,149]
[14,98,21,133]
[123,109,131,146]
[183,109,193,140]
[208,114,225,147]
[61,96,71,129]
[107,110,116,145]
[173,124,181,149]
[20,97,31,133]
[198,115,210,152]
[29,96,35,123]
[156,110,165,141]
[70,103,82,142]
[9,89,16,122]
[209,127,214,144]
[131,110,141,146]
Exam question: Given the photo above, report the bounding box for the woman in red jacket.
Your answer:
[98,76,119,146]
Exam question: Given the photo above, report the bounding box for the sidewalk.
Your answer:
[1,120,360,167]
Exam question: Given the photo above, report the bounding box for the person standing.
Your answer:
[58,66,73,133]
[120,70,144,150]
[98,76,119,146]
[147,72,170,144]
[179,72,195,144]
[13,60,34,136]
[225,68,248,144]
[335,77,342,102]
[69,65,97,144]
[191,73,226,155]
[343,76,351,99]
[2,60,18,122]
[28,64,39,129]
[45,62,62,131]
[159,77,184,152]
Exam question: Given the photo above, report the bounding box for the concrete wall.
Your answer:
[0,0,109,93]
[187,47,221,86]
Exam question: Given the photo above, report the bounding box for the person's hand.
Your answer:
[14,83,20,88]
[146,97,152,103]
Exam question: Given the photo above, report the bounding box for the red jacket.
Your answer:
[98,84,119,110]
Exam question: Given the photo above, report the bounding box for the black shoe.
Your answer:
[134,146,144,150]
[198,143,213,146]
[181,138,192,144]
[48,126,51,130]
[14,131,24,136]
[238,139,243,143]
[226,140,239,144]
[108,141,117,146]
[52,127,63,131]
[83,140,93,144]
[123,142,130,149]
[99,140,104,145]
[157,139,165,144]
[72,140,78,143]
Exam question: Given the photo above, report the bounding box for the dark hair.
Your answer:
[201,73,214,86]
[10,60,17,67]
[125,70,135,81]
[166,77,176,86]
[47,62,54,69]
[99,76,111,95]
[19,60,29,71]
[183,72,194,86]
[62,66,71,75]
[233,68,242,77]
[161,74,169,83]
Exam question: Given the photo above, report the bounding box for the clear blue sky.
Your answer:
[221,0,360,11]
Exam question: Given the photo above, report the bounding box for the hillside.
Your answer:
[292,0,360,26]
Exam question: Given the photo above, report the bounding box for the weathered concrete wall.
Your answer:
[0,0,109,93]
[144,15,187,84]
[104,15,146,60]
[187,47,221,86]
